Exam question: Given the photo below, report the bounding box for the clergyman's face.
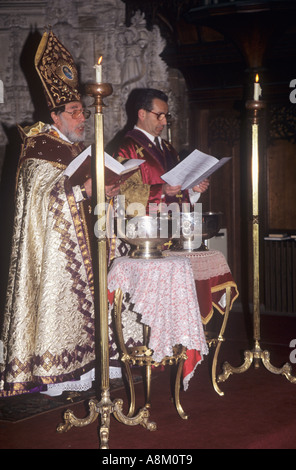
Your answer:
[138,98,169,137]
[52,101,86,142]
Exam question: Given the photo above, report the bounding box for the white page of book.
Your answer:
[161,149,231,190]
[104,153,145,175]
[64,146,144,178]
[64,145,91,177]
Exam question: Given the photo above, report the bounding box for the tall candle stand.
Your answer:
[57,82,156,449]
[217,98,296,386]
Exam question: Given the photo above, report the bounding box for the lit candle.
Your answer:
[254,73,262,101]
[94,56,103,83]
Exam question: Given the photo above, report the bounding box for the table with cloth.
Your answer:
[108,255,209,392]
[107,249,239,397]
[163,249,239,395]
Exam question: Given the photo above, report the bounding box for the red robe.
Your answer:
[116,129,189,209]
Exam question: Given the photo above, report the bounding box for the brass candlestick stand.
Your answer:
[57,83,156,449]
[218,99,296,386]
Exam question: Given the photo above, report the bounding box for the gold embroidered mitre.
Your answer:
[34,31,81,110]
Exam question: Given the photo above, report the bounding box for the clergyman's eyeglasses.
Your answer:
[63,109,91,120]
[145,109,171,121]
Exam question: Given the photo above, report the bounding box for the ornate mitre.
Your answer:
[34,30,81,110]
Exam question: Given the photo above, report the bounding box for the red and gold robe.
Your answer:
[116,129,189,210]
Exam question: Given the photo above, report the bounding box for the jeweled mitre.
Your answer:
[35,30,81,110]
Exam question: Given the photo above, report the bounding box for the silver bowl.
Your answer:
[170,211,223,251]
[198,211,223,251]
[202,212,223,240]
[118,215,173,259]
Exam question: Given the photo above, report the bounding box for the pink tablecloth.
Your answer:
[108,256,209,390]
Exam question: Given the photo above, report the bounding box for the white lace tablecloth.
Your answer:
[163,250,231,280]
[163,250,239,324]
[108,256,209,367]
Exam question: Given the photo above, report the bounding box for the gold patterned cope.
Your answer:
[117,155,151,210]
[35,30,81,110]
[0,123,95,396]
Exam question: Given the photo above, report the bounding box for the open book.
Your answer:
[105,154,145,185]
[161,149,231,190]
[64,145,92,178]
[64,145,144,185]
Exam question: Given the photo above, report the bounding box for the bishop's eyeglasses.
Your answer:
[63,109,91,119]
[146,109,171,121]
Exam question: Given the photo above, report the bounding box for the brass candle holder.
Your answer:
[217,98,296,386]
[57,82,156,449]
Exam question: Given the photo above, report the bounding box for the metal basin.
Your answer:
[118,212,223,256]
[202,212,223,240]
[170,211,223,251]
[118,215,173,259]
[179,211,203,251]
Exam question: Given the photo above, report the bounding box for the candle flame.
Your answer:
[255,73,259,83]
[98,56,103,65]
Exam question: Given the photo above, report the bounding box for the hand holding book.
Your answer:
[64,145,145,187]
[161,149,231,190]
[104,154,145,185]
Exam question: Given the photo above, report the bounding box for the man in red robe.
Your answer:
[115,88,209,212]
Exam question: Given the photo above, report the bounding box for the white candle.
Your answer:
[94,56,102,83]
[254,74,262,101]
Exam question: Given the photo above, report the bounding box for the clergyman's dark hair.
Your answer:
[134,88,168,118]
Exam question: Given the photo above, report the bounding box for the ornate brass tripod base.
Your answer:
[57,389,156,449]
[218,340,296,385]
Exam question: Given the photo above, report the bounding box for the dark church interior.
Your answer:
[0,0,296,450]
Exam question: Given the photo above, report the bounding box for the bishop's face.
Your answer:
[138,98,169,137]
[52,101,86,142]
